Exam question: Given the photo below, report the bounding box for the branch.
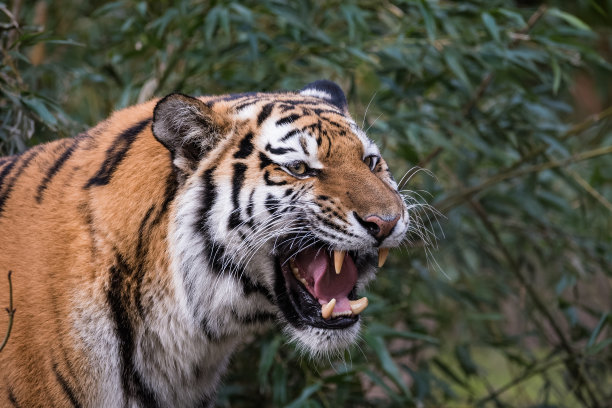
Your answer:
[477,357,568,405]
[0,271,15,352]
[436,143,612,213]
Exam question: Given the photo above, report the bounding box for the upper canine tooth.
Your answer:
[349,297,369,315]
[334,250,346,274]
[321,298,336,319]
[378,248,390,268]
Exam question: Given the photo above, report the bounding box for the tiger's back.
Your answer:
[0,81,411,407]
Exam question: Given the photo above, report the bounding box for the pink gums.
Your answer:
[294,248,358,314]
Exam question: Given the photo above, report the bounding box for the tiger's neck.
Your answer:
[77,129,277,405]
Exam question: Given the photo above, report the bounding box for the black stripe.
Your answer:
[231,310,275,325]
[189,166,218,307]
[280,129,300,142]
[233,131,254,159]
[134,169,178,316]
[0,146,42,216]
[326,119,344,129]
[246,190,255,218]
[36,137,81,203]
[315,213,356,237]
[208,92,258,107]
[259,152,273,170]
[313,107,343,115]
[299,136,310,156]
[189,167,217,307]
[265,143,295,155]
[234,101,257,111]
[228,163,247,229]
[196,167,218,241]
[273,260,305,329]
[240,274,275,304]
[257,103,274,126]
[52,361,82,408]
[275,113,301,126]
[107,253,160,408]
[279,103,295,113]
[203,238,273,305]
[265,194,279,215]
[134,204,156,318]
[84,119,150,188]
[7,387,20,408]
[106,255,133,408]
[0,156,19,187]
[264,170,287,186]
[201,167,217,221]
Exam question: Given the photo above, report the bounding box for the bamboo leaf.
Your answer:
[587,313,609,348]
[548,8,592,31]
[285,383,322,408]
[482,12,501,43]
[21,97,57,126]
[365,334,412,397]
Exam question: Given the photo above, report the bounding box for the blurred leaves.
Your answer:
[2,0,612,406]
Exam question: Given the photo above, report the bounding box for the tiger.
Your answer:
[0,80,410,407]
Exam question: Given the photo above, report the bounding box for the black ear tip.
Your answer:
[300,80,348,112]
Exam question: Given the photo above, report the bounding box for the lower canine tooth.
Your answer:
[321,298,336,319]
[349,297,369,315]
[378,248,390,267]
[334,250,346,274]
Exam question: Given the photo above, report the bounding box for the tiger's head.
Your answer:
[152,81,409,356]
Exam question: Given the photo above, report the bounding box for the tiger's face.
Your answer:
[153,81,409,356]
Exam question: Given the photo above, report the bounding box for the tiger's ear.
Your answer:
[153,93,231,174]
[299,80,348,114]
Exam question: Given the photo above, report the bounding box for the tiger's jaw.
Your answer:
[272,242,379,355]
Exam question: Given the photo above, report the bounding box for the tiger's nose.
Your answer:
[355,213,400,241]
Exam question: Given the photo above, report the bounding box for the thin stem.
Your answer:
[0,270,15,352]
[437,143,612,213]
[476,357,568,406]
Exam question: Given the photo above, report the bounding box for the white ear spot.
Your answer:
[300,88,333,101]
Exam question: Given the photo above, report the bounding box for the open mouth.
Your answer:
[274,242,389,330]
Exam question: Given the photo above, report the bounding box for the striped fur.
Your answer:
[0,81,410,407]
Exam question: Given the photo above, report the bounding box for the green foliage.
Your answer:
[2,0,612,406]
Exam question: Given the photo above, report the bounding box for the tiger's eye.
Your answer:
[288,161,308,176]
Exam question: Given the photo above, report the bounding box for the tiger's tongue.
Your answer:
[294,248,358,313]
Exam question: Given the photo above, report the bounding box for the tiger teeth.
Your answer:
[334,250,346,274]
[321,298,336,320]
[349,297,369,315]
[378,248,390,268]
[290,259,308,286]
